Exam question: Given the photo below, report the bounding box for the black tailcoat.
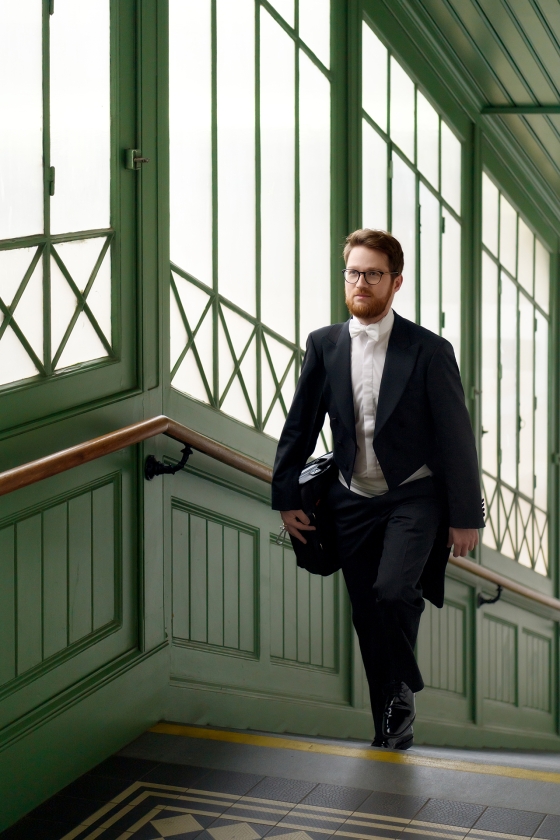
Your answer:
[271,311,484,607]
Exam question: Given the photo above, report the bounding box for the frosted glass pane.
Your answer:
[216,0,255,314]
[419,185,440,334]
[56,311,107,370]
[534,312,548,510]
[260,10,295,342]
[299,0,330,68]
[390,58,414,161]
[362,123,387,230]
[517,218,534,296]
[269,0,294,26]
[12,257,43,360]
[440,122,461,213]
[55,238,111,343]
[391,156,416,321]
[482,173,498,255]
[50,0,110,234]
[499,194,517,277]
[534,239,549,313]
[0,247,38,306]
[518,295,534,499]
[0,1,43,239]
[500,273,517,488]
[170,0,212,286]
[299,52,330,342]
[219,317,256,427]
[362,23,387,131]
[170,290,188,370]
[172,349,210,404]
[0,326,40,386]
[219,307,254,396]
[417,92,439,188]
[441,210,461,366]
[173,272,212,332]
[481,253,498,477]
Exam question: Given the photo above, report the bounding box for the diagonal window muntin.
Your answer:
[169,0,332,443]
[0,1,115,392]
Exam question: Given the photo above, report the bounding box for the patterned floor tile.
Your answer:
[248,778,316,804]
[265,828,334,840]
[300,785,370,813]
[192,772,264,797]
[470,806,545,836]
[28,795,109,825]
[141,764,210,789]
[411,799,485,828]
[355,791,427,820]
[535,815,560,840]
[89,756,160,781]
[336,812,406,840]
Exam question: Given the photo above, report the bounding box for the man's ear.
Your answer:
[393,274,403,292]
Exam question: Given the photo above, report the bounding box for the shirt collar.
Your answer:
[349,308,394,340]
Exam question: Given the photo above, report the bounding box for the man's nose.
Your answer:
[355,273,369,289]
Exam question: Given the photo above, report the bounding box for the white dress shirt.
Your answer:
[339,309,432,497]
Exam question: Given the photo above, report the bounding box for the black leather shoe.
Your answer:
[382,681,415,749]
[371,736,387,747]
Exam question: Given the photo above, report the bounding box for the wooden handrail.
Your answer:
[0,415,558,615]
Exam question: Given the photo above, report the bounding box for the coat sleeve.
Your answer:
[271,333,328,511]
[426,340,485,529]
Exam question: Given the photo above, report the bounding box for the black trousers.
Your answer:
[327,476,442,733]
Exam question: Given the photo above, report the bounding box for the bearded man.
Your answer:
[271,229,484,749]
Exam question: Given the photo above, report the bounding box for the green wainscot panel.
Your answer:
[416,577,474,725]
[0,449,137,739]
[166,465,351,726]
[480,597,557,735]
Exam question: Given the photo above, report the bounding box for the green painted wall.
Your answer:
[1,0,560,832]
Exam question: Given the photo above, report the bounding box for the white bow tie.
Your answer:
[349,320,380,341]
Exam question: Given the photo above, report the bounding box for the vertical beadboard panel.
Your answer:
[0,477,120,695]
[418,600,466,694]
[68,494,93,644]
[16,516,43,675]
[523,631,551,712]
[43,503,69,658]
[171,503,258,656]
[270,538,339,670]
[0,527,16,686]
[483,616,517,704]
[92,483,116,630]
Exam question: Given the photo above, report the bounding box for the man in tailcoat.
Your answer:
[272,229,484,749]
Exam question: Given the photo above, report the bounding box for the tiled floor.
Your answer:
[2,729,560,840]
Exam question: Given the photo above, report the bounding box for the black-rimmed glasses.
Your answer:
[342,269,400,285]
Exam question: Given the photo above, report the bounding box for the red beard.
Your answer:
[346,281,394,319]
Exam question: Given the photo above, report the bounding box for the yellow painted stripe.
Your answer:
[149,722,560,785]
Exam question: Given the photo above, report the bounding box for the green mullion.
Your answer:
[438,200,443,337]
[261,335,295,424]
[361,110,462,224]
[211,0,219,407]
[169,276,214,383]
[296,36,331,81]
[0,235,48,251]
[254,0,262,430]
[294,2,301,367]
[496,191,503,549]
[0,299,46,376]
[43,0,52,376]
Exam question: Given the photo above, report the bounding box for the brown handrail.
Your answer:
[0,415,558,615]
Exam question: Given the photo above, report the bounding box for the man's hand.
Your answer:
[281,509,316,544]
[447,527,478,558]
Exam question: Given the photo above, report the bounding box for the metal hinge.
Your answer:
[441,311,446,330]
[125,149,150,170]
[388,159,393,179]
[441,215,446,234]
[48,166,55,196]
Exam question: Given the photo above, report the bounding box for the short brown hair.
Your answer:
[343,229,404,274]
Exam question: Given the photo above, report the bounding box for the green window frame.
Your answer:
[361,15,463,365]
[0,0,137,435]
[480,170,551,576]
[168,0,333,452]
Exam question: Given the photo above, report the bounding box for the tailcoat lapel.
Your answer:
[323,320,356,442]
[374,311,420,437]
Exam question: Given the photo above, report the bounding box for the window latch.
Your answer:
[125,149,150,170]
